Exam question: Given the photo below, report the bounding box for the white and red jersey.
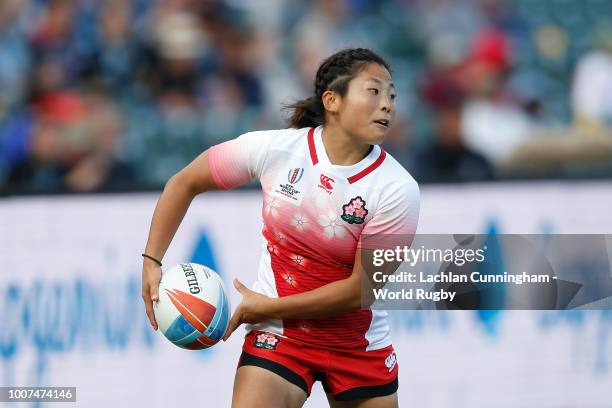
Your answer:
[208,126,420,351]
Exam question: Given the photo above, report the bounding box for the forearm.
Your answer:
[268,274,362,320]
[143,175,198,260]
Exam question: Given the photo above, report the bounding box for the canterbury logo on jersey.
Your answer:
[318,174,334,194]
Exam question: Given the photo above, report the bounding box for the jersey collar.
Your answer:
[307,126,386,184]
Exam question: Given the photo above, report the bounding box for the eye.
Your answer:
[390,94,396,101]
[369,88,379,95]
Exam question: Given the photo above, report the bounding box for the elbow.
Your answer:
[165,172,198,197]
[164,173,181,192]
[350,294,363,311]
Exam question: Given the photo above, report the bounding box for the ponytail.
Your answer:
[285,96,324,128]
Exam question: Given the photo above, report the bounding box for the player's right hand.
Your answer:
[142,261,161,331]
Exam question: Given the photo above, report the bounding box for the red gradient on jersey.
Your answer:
[165,289,216,332]
[207,126,418,351]
[262,221,373,350]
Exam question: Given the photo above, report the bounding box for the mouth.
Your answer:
[372,119,390,128]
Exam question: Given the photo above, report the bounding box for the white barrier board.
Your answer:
[1,182,611,407]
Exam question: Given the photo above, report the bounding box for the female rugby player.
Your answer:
[142,48,420,408]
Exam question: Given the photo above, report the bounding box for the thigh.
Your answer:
[326,392,398,408]
[232,365,308,408]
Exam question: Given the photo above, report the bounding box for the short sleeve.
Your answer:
[207,130,273,190]
[358,179,420,250]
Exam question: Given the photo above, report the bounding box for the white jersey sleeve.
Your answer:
[207,130,275,189]
[358,177,420,250]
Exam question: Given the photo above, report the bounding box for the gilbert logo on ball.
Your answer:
[154,263,230,349]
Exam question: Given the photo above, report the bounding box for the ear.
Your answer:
[322,90,341,113]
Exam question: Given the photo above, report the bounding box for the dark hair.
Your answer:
[286,48,391,128]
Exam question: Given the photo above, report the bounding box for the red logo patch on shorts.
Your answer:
[385,351,397,372]
[254,332,280,350]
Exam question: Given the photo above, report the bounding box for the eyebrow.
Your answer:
[366,77,395,89]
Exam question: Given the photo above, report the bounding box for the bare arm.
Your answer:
[266,249,400,319]
[268,249,365,319]
[223,249,392,340]
[223,245,405,340]
[142,150,219,330]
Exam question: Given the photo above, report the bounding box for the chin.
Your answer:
[350,126,387,145]
[364,135,386,146]
[369,128,388,145]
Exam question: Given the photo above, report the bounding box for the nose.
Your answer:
[380,95,393,113]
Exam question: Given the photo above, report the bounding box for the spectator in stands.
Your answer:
[29,0,95,88]
[94,0,140,91]
[415,90,494,183]
[1,0,611,191]
[459,27,531,166]
[572,24,612,130]
[0,0,31,122]
[4,90,134,192]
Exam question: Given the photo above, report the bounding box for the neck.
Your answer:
[321,125,372,166]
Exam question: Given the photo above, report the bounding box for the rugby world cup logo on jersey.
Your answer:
[318,174,335,194]
[288,168,304,185]
[275,167,304,202]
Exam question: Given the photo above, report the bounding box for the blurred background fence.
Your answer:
[2,0,612,194]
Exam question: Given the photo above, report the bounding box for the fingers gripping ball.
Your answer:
[154,263,230,349]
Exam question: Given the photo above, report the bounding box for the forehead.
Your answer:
[355,63,393,84]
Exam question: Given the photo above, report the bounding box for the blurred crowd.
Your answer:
[1,0,612,193]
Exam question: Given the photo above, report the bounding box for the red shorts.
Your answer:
[238,331,398,401]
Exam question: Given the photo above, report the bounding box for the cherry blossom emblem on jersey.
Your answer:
[341,196,368,224]
[254,332,280,350]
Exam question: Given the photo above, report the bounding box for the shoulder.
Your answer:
[238,127,309,147]
[359,150,420,233]
[377,149,420,202]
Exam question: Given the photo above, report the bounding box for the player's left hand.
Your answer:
[223,278,275,341]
